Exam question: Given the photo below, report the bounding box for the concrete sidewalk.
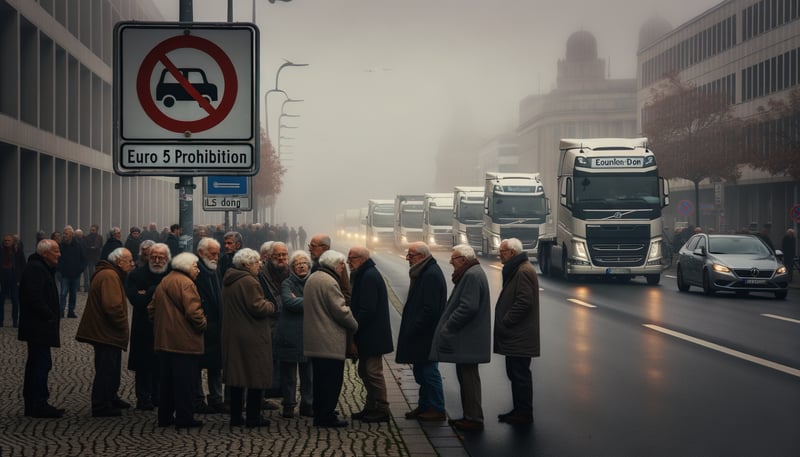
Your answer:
[0,291,468,457]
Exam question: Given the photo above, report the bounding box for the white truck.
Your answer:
[422,193,454,250]
[451,186,484,252]
[366,199,395,249]
[482,172,549,256]
[393,194,425,249]
[537,138,670,284]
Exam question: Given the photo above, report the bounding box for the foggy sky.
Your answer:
[154,0,721,234]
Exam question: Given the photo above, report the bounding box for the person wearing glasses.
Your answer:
[308,234,352,303]
[303,250,358,428]
[396,242,447,422]
[347,246,394,423]
[276,250,315,418]
[429,244,490,431]
[494,238,538,425]
[125,243,171,411]
[76,247,135,417]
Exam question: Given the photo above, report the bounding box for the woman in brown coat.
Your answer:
[148,252,206,429]
[221,248,277,428]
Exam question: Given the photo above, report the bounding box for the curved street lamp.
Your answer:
[264,61,308,139]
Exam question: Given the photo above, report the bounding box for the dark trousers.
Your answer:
[357,355,388,412]
[158,352,198,426]
[92,343,122,411]
[229,387,263,423]
[280,361,313,408]
[311,357,344,422]
[505,356,533,415]
[23,343,52,408]
[59,276,80,315]
[0,269,20,325]
[456,363,483,421]
[134,360,161,406]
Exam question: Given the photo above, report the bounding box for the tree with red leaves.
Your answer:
[253,128,286,209]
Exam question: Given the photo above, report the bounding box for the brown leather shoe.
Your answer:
[416,409,446,422]
[451,418,484,431]
[404,407,423,419]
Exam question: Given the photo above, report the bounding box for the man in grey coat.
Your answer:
[493,238,539,425]
[431,244,490,432]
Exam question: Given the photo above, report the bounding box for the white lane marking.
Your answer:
[664,274,677,279]
[762,314,800,325]
[643,324,800,379]
[567,298,596,309]
[489,265,501,270]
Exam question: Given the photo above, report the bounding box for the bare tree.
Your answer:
[752,88,800,180]
[642,73,746,227]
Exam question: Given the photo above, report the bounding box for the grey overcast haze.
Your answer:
[154,0,721,233]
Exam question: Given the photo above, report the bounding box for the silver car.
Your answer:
[676,233,789,299]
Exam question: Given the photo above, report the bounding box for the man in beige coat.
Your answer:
[76,247,134,417]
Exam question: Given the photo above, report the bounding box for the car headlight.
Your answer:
[712,263,730,273]
[776,265,787,275]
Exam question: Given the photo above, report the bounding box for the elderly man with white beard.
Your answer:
[125,242,171,411]
[193,237,227,413]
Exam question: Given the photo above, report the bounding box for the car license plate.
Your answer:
[744,279,766,285]
[605,268,631,275]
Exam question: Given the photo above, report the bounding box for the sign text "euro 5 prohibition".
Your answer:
[121,145,253,170]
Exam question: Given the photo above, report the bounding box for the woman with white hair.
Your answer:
[221,248,277,428]
[148,252,207,429]
[303,250,358,428]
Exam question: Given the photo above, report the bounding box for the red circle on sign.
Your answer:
[791,204,800,223]
[137,34,238,133]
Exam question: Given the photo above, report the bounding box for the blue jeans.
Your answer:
[280,361,313,408]
[412,361,444,413]
[59,276,80,315]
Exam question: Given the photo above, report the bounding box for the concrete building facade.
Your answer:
[637,0,799,238]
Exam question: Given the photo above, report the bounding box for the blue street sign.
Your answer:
[207,176,248,195]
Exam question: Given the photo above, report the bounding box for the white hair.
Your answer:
[171,252,199,273]
[197,237,220,252]
[289,250,312,267]
[233,248,261,268]
[107,247,129,263]
[502,238,524,254]
[259,241,274,255]
[319,250,345,270]
[452,244,476,260]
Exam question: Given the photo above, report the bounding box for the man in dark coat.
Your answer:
[781,228,796,281]
[83,224,104,290]
[258,241,289,401]
[165,224,182,258]
[18,239,65,418]
[57,226,86,318]
[194,237,227,413]
[494,238,539,426]
[124,227,143,263]
[125,242,170,410]
[347,246,394,423]
[100,227,123,261]
[430,244,491,432]
[0,233,26,327]
[396,242,447,422]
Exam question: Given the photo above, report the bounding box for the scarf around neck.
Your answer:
[452,258,480,285]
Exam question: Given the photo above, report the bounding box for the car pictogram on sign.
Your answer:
[156,67,218,108]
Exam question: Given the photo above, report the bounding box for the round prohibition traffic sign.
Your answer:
[791,203,800,224]
[136,34,238,133]
[677,199,695,216]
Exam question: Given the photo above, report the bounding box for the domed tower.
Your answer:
[557,30,606,90]
[638,16,672,52]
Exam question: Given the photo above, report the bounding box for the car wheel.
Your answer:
[775,290,788,300]
[702,270,715,295]
[676,265,690,292]
[646,274,660,285]
[163,95,175,107]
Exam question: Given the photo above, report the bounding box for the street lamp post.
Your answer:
[264,62,307,140]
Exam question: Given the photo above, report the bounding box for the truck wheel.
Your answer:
[646,274,660,285]
[561,250,574,282]
[539,248,550,276]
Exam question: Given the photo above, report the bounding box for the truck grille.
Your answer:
[586,224,650,267]
[500,227,539,251]
[466,226,482,247]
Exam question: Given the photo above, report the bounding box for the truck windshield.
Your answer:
[371,212,393,227]
[492,195,547,219]
[458,201,483,222]
[573,172,660,208]
[428,207,452,225]
[400,210,423,228]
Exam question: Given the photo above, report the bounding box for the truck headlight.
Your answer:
[573,240,588,261]
[646,240,662,265]
[458,233,468,244]
[491,235,501,249]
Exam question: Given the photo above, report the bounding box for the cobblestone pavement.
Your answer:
[0,291,468,457]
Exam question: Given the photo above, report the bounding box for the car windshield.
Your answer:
[708,237,771,255]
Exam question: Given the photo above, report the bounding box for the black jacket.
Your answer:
[58,238,86,279]
[396,257,446,364]
[100,238,123,261]
[125,265,169,370]
[196,260,222,369]
[350,258,394,356]
[18,253,60,347]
